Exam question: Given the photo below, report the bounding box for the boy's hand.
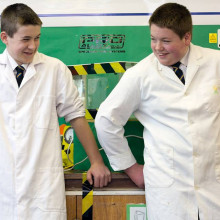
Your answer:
[125,163,145,189]
[87,162,111,188]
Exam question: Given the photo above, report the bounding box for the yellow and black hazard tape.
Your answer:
[85,109,98,120]
[82,172,93,220]
[68,62,136,75]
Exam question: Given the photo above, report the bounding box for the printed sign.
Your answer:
[78,34,126,54]
[126,204,147,220]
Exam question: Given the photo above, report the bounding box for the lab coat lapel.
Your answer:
[184,44,202,89]
[19,52,41,88]
[20,64,36,87]
[4,65,18,90]
[0,51,18,90]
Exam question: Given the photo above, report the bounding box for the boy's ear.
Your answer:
[0,32,9,45]
[184,32,191,46]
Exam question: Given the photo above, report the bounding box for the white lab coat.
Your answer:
[95,43,220,220]
[0,50,84,220]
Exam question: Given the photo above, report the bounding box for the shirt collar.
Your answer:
[180,47,190,67]
[6,49,28,71]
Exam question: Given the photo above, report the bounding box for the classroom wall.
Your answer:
[0,0,219,171]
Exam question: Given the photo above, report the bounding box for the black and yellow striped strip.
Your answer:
[82,173,93,220]
[68,62,136,75]
[85,109,98,120]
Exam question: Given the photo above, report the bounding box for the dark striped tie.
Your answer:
[16,65,25,87]
[172,61,185,84]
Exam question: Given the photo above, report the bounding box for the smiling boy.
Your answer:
[0,3,111,219]
[150,24,191,66]
[2,25,41,65]
[95,3,220,220]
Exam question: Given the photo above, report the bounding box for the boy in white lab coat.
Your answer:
[0,3,111,219]
[95,3,220,220]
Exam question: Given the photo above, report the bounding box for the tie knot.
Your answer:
[16,65,25,74]
[171,61,181,69]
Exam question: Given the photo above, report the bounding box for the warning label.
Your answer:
[209,33,217,43]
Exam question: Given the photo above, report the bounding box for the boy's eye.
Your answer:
[163,40,171,43]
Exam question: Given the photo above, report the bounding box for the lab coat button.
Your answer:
[189,119,193,124]
[193,152,198,157]
[194,185,200,190]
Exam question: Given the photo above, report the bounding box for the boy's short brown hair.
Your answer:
[1,3,42,37]
[149,3,192,39]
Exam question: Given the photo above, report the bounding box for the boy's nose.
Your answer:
[28,40,37,49]
[155,42,163,51]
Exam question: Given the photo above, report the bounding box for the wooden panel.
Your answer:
[77,195,146,220]
[66,195,77,220]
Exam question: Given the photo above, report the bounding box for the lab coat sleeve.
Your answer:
[95,67,142,171]
[56,63,85,122]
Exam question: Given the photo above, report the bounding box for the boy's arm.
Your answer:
[125,163,145,189]
[69,117,111,188]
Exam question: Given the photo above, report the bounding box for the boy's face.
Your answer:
[1,25,41,65]
[150,24,191,66]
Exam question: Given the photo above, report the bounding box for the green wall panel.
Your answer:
[38,26,150,65]
[0,25,219,171]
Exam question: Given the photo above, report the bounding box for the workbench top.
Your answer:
[64,170,144,193]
